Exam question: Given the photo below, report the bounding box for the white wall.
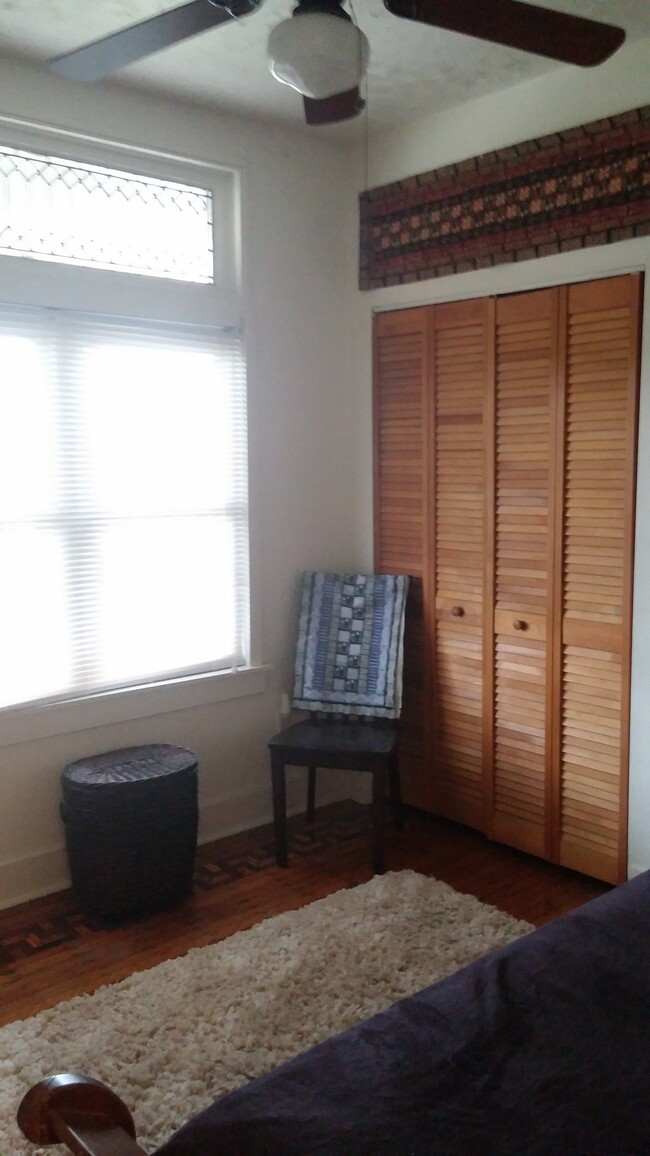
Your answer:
[352,34,650,879]
[0,57,365,908]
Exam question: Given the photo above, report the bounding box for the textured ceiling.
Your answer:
[0,0,649,136]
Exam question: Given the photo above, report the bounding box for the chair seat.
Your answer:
[269,720,397,761]
[269,718,403,874]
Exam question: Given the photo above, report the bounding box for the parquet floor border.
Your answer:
[0,802,371,965]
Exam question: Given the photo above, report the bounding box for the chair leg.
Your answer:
[371,766,386,875]
[306,766,317,821]
[388,748,404,830]
[271,753,288,867]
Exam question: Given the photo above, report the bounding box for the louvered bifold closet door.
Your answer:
[431,298,491,828]
[556,275,641,884]
[373,308,430,808]
[490,289,559,858]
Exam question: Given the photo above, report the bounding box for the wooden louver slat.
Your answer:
[557,275,641,883]
[431,298,490,828]
[490,288,557,859]
[373,311,428,578]
[373,308,429,808]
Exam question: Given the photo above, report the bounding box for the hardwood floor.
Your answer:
[0,801,608,1029]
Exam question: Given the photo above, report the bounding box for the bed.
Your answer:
[18,871,650,1155]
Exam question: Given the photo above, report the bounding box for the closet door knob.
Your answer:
[513,619,527,631]
[451,606,465,617]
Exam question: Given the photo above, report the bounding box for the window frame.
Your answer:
[0,122,242,325]
[0,122,266,748]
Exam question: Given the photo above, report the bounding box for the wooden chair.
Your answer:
[268,571,409,875]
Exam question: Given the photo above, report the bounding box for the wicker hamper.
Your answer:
[61,743,198,920]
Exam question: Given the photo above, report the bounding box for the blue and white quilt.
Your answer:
[292,571,410,719]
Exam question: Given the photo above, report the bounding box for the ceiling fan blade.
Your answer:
[48,0,259,82]
[383,0,625,67]
[303,87,365,126]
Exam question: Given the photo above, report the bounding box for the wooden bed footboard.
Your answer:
[17,1074,147,1156]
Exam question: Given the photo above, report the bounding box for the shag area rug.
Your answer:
[1,870,532,1155]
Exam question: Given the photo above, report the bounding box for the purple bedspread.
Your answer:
[159,872,650,1155]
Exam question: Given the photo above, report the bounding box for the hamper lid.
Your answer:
[62,743,198,786]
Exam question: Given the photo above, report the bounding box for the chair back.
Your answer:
[292,571,409,721]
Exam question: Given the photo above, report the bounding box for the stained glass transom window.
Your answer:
[0,146,214,283]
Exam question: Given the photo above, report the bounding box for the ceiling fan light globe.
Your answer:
[268,13,369,99]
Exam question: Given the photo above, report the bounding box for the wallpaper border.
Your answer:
[359,104,650,291]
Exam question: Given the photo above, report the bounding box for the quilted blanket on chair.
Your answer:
[292,571,409,718]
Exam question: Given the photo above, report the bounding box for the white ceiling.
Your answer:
[1,1,649,137]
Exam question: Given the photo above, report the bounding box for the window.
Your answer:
[0,146,214,283]
[0,304,248,712]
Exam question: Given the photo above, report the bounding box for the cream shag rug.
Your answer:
[0,870,532,1154]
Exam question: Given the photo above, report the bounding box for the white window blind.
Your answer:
[0,303,248,711]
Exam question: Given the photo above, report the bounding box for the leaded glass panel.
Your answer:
[0,146,214,283]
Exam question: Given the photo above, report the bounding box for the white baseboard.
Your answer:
[0,776,359,911]
[198,771,359,844]
[0,846,71,910]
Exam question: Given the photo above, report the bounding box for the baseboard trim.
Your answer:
[0,777,357,911]
[198,772,357,844]
[0,846,71,911]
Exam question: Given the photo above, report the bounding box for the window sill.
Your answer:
[0,665,271,748]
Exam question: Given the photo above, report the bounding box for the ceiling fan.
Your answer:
[47,0,626,127]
